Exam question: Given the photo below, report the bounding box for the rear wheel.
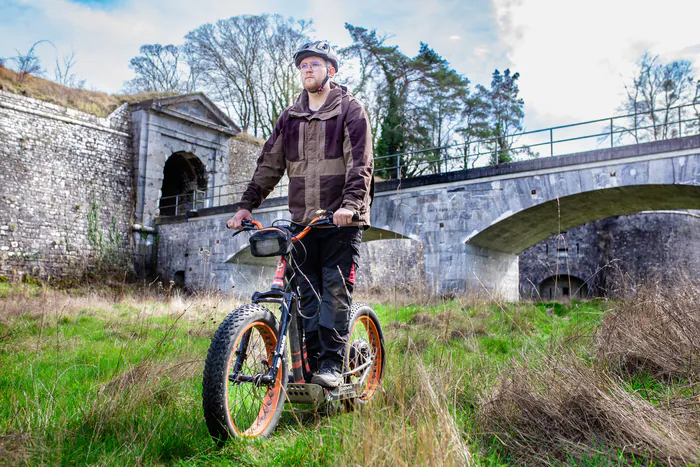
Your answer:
[343,302,385,411]
[202,304,287,441]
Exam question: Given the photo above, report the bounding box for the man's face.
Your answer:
[298,56,331,91]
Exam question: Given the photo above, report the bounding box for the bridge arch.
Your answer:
[468,184,700,254]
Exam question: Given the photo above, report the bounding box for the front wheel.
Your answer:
[202,304,287,442]
[343,302,385,411]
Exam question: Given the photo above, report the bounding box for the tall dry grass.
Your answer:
[479,278,700,466]
[4,277,699,465]
[0,64,179,117]
[335,334,474,467]
[480,352,700,465]
[596,276,700,381]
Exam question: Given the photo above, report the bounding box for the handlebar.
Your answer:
[229,210,360,241]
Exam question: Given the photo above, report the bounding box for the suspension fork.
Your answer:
[252,257,307,386]
[266,298,290,384]
[231,329,252,380]
[254,256,296,385]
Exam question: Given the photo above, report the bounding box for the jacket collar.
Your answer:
[289,82,346,120]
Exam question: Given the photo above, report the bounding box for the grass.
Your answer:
[0,282,697,466]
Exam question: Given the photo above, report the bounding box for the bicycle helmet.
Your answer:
[294,41,339,71]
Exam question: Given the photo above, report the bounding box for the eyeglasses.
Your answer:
[298,61,325,71]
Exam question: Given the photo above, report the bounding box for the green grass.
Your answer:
[0,285,692,466]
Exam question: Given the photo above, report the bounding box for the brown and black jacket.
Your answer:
[238,83,374,226]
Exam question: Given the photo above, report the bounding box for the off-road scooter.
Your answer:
[202,211,385,440]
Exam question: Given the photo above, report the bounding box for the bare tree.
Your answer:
[53,49,85,89]
[258,16,313,135]
[9,40,51,83]
[620,52,697,142]
[124,44,195,94]
[184,14,311,137]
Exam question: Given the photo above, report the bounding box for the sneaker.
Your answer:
[311,360,342,388]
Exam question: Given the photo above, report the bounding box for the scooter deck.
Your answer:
[286,382,359,405]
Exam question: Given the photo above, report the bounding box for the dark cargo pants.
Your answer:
[291,226,363,370]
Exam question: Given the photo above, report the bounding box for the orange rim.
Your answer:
[347,315,383,401]
[224,321,283,438]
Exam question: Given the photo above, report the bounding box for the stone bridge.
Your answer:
[6,88,695,298]
[158,135,700,300]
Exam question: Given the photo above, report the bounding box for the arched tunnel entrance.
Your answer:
[159,152,208,216]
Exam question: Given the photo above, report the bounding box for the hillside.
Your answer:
[0,65,176,117]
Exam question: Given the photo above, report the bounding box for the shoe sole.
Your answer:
[310,375,341,388]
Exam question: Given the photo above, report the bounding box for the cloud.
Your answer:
[1,0,508,94]
[5,0,697,137]
[314,0,506,88]
[492,0,700,130]
[0,0,290,92]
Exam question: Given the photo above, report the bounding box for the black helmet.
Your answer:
[294,41,339,71]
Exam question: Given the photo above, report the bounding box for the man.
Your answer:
[227,41,374,388]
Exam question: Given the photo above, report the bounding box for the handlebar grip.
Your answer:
[230,219,260,237]
[320,210,361,222]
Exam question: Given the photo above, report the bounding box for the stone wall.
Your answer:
[228,136,262,182]
[227,136,288,204]
[158,208,700,300]
[0,91,133,280]
[519,211,700,299]
[157,211,426,298]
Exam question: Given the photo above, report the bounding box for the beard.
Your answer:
[302,75,324,92]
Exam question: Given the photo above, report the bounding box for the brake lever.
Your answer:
[231,220,256,238]
[311,216,337,227]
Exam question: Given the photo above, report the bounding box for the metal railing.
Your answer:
[158,180,289,215]
[373,101,700,180]
[159,189,207,216]
[157,101,700,215]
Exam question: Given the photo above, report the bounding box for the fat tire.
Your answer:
[343,302,385,411]
[202,303,287,442]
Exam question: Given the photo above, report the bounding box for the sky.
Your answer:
[1,0,699,133]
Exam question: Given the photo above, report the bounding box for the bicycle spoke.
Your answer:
[346,314,383,401]
[226,322,280,436]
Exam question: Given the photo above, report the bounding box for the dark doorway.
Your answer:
[539,275,589,300]
[159,152,207,216]
[173,270,186,287]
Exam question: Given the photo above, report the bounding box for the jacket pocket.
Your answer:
[288,177,306,219]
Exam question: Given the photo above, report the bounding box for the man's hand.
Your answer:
[333,208,355,227]
[227,209,252,230]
